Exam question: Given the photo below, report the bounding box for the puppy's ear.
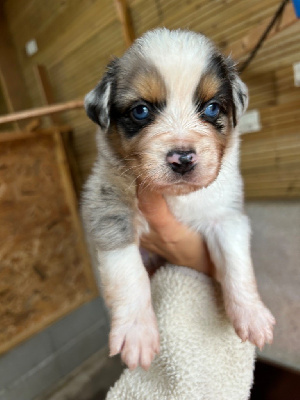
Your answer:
[226,57,249,126]
[84,59,118,129]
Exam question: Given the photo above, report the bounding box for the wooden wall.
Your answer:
[2,0,300,198]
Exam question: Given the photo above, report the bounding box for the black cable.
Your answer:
[239,0,290,73]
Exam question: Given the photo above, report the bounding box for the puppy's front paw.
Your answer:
[229,300,276,349]
[109,306,159,370]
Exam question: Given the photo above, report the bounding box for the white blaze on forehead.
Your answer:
[136,29,213,101]
[131,29,214,138]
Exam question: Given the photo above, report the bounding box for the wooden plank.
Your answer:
[242,163,300,199]
[240,106,300,199]
[60,129,83,196]
[6,0,119,70]
[155,0,278,45]
[0,4,32,129]
[52,129,95,289]
[275,65,300,105]
[243,71,277,109]
[225,2,298,60]
[46,24,124,99]
[0,84,13,132]
[0,100,84,124]
[114,0,135,47]
[237,22,300,74]
[0,125,72,140]
[34,64,61,124]
[33,64,83,194]
[240,99,300,199]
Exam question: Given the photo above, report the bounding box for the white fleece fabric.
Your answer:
[106,265,255,400]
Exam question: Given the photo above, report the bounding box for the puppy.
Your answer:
[82,28,275,370]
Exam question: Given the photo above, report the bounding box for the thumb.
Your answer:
[137,186,174,228]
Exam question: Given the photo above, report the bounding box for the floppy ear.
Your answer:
[84,59,118,129]
[226,57,249,125]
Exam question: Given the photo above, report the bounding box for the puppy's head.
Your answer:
[85,29,248,195]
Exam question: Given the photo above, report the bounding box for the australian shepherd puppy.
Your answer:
[82,28,275,370]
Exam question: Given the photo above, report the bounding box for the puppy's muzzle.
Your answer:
[166,150,197,175]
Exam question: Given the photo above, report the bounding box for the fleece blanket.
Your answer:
[106,265,255,400]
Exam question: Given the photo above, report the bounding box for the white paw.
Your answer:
[228,300,276,349]
[109,306,160,370]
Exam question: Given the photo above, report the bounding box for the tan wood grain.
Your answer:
[0,100,84,124]
[225,2,298,60]
[0,4,32,129]
[2,0,299,199]
[114,0,135,47]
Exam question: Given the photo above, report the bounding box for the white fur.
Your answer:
[97,244,159,370]
[145,31,212,101]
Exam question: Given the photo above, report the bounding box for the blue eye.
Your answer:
[131,104,150,120]
[204,103,220,119]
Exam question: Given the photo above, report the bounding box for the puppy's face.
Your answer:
[85,29,248,195]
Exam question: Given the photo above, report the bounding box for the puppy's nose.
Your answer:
[166,150,197,175]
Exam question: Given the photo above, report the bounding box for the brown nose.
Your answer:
[166,150,197,175]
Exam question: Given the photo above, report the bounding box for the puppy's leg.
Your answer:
[206,214,275,348]
[98,244,159,370]
[82,169,159,370]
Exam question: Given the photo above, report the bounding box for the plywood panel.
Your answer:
[0,128,97,354]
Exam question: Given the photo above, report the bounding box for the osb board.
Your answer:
[0,129,98,354]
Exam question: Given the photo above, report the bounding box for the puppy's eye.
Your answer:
[131,105,150,121]
[203,103,220,119]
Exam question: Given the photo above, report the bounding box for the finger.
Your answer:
[137,186,174,228]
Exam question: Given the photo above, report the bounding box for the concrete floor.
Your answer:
[86,357,124,400]
[37,346,300,400]
[37,348,124,400]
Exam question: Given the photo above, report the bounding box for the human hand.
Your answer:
[138,188,214,277]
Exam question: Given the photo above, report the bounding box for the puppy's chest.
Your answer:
[137,191,225,237]
[165,193,221,233]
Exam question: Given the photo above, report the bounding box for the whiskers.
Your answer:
[137,164,171,195]
[118,148,201,196]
